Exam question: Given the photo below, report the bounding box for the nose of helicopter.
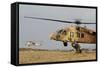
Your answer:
[49,33,57,40]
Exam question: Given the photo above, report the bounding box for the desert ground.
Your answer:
[19,48,96,64]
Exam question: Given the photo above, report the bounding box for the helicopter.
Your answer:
[24,16,96,53]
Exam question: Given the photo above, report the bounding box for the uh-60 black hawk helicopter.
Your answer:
[24,16,96,53]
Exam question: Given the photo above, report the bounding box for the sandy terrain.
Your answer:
[19,48,96,64]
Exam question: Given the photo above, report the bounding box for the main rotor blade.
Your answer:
[78,22,96,24]
[24,16,96,24]
[24,16,73,23]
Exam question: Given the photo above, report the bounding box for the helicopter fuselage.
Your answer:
[49,25,96,44]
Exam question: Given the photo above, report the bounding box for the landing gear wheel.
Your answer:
[63,42,68,46]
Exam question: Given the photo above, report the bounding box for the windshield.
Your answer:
[57,29,66,35]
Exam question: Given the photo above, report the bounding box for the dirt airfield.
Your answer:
[19,48,96,64]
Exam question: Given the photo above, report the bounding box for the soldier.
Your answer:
[71,41,81,53]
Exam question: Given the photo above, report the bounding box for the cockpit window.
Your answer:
[57,29,66,35]
[57,29,63,34]
[63,30,66,35]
